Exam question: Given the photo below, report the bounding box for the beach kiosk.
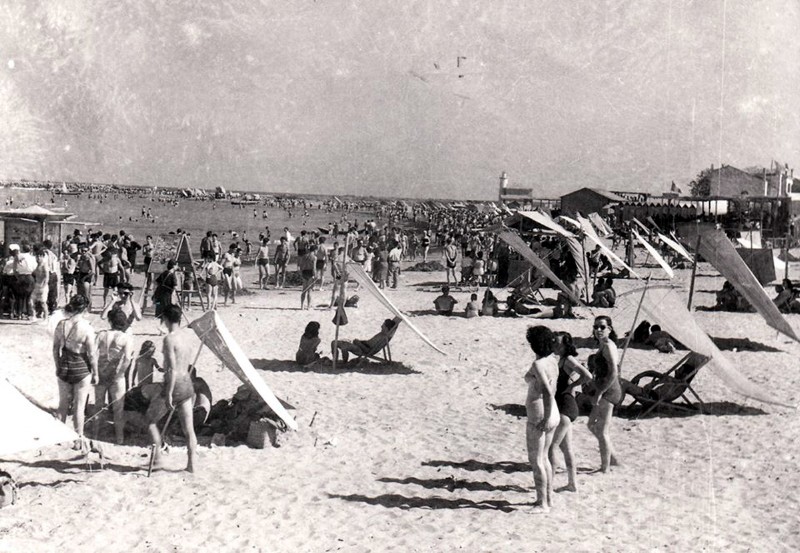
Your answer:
[0,205,75,255]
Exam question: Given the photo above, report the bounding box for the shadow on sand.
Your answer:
[377,476,527,494]
[490,403,527,419]
[5,457,142,475]
[251,358,420,375]
[328,492,517,512]
[422,459,531,474]
[617,401,767,419]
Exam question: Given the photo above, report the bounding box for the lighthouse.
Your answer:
[498,171,508,202]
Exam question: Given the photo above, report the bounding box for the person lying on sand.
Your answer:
[331,317,400,363]
[146,304,198,473]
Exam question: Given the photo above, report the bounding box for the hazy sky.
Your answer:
[1,1,798,199]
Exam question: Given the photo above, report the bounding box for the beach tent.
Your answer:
[588,212,614,236]
[346,263,446,355]
[616,287,794,408]
[657,232,693,263]
[498,231,585,305]
[560,212,639,278]
[736,233,787,277]
[0,378,78,456]
[631,228,673,278]
[681,227,800,343]
[188,311,298,430]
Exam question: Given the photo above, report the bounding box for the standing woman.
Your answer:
[299,245,317,309]
[93,308,134,444]
[52,294,98,446]
[524,326,560,512]
[443,237,459,285]
[549,332,593,492]
[256,238,271,290]
[588,315,622,472]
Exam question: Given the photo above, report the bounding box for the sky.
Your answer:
[1,0,798,200]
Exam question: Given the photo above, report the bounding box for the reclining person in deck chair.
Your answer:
[332,317,401,364]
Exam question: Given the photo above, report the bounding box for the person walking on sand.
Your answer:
[146,304,198,473]
[299,245,317,309]
[273,236,291,288]
[524,325,560,513]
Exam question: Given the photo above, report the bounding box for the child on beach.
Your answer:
[296,321,323,365]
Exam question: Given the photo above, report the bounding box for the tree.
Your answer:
[689,169,711,197]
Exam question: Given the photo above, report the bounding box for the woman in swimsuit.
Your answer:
[549,332,593,492]
[296,321,322,365]
[94,308,135,444]
[52,294,98,445]
[524,326,560,513]
[588,315,622,472]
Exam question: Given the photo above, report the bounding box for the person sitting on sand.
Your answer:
[591,277,616,308]
[524,326,560,513]
[94,308,135,444]
[773,279,800,314]
[715,281,739,311]
[146,304,198,473]
[465,293,480,318]
[481,289,499,317]
[433,285,458,315]
[331,317,400,364]
[296,321,324,365]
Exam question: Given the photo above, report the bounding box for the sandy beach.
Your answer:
[1,260,799,553]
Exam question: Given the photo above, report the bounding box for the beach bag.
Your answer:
[0,470,18,509]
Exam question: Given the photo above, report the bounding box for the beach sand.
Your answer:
[1,263,799,552]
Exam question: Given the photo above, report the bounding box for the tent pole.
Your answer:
[580,235,591,304]
[332,234,350,371]
[618,275,651,374]
[687,234,702,310]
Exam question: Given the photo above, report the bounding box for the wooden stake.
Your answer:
[687,234,702,310]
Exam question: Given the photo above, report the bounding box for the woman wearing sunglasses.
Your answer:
[588,315,622,472]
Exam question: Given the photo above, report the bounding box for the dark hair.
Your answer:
[108,307,129,331]
[161,304,183,324]
[383,318,397,331]
[139,340,156,357]
[167,259,177,270]
[303,321,320,339]
[594,315,618,342]
[555,331,578,357]
[471,293,478,300]
[65,294,89,315]
[526,325,555,357]
[650,324,662,333]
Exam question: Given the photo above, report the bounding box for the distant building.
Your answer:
[498,171,533,203]
[700,164,793,197]
[560,187,628,216]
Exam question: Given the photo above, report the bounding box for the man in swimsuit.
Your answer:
[146,304,198,472]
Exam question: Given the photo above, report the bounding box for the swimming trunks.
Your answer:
[301,269,315,280]
[206,275,219,286]
[171,377,195,405]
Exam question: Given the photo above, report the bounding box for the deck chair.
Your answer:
[353,320,401,365]
[625,351,710,417]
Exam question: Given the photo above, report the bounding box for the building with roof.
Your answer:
[0,205,74,254]
[559,187,628,216]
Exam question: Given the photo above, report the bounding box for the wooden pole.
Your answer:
[580,235,591,304]
[687,234,702,310]
[618,275,651,374]
[332,234,350,371]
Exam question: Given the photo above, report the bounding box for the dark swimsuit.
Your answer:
[592,351,623,405]
[57,321,92,384]
[555,358,580,422]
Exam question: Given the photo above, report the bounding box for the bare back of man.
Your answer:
[146,306,197,473]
